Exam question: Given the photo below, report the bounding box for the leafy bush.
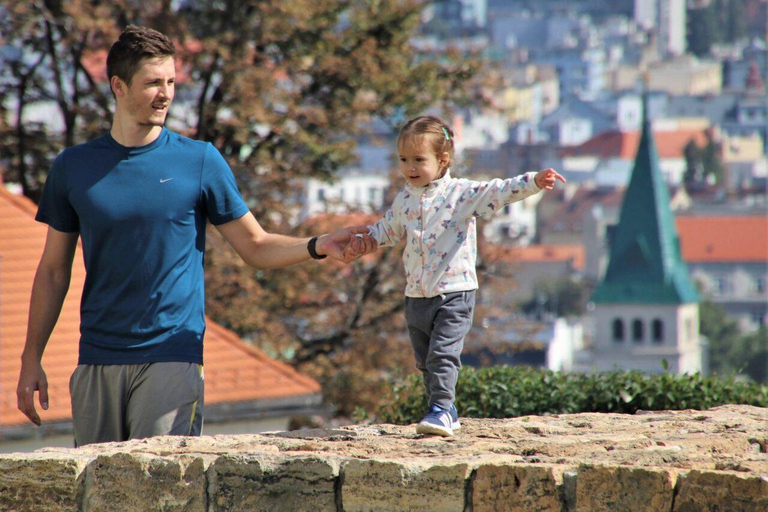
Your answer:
[375,365,768,425]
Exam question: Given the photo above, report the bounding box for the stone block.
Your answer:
[570,464,674,512]
[673,470,768,512]
[83,453,206,512]
[0,455,85,512]
[342,459,469,512]
[208,454,338,512]
[471,463,563,512]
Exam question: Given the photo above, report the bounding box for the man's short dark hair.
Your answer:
[106,25,176,89]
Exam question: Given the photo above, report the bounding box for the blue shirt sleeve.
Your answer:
[35,151,80,233]
[200,143,250,225]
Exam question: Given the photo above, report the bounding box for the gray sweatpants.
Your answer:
[70,362,204,447]
[405,290,475,410]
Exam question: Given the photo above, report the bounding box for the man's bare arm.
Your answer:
[17,227,78,426]
[215,212,375,269]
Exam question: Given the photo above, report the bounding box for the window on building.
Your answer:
[612,319,624,342]
[317,188,325,202]
[756,277,765,295]
[632,319,644,343]
[368,187,377,204]
[716,277,729,296]
[652,319,664,343]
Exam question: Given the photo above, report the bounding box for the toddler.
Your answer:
[349,115,564,436]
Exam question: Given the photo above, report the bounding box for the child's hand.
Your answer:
[534,168,566,190]
[342,232,375,260]
[316,226,377,263]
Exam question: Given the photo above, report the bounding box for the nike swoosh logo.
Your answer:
[160,178,173,183]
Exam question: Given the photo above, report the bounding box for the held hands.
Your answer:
[316,225,378,263]
[534,168,566,191]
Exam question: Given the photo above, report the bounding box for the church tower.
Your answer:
[590,96,703,375]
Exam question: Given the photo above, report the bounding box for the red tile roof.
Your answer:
[561,129,710,159]
[676,216,768,263]
[537,185,625,235]
[482,243,585,271]
[0,187,319,430]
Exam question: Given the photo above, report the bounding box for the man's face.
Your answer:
[118,57,175,127]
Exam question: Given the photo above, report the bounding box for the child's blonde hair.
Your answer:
[397,115,455,176]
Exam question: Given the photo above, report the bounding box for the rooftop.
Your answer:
[676,216,768,263]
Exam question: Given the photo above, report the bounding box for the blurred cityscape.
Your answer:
[302,0,767,379]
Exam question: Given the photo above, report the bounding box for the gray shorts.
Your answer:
[70,362,204,447]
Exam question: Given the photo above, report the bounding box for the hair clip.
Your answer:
[442,127,450,141]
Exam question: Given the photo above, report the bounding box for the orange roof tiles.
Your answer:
[561,129,710,159]
[0,187,319,431]
[483,243,585,271]
[676,216,768,263]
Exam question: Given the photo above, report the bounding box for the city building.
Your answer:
[677,215,768,333]
[634,0,686,57]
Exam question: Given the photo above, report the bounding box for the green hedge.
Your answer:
[375,365,768,425]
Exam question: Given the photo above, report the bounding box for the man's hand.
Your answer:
[316,225,378,263]
[17,360,49,426]
[534,168,566,190]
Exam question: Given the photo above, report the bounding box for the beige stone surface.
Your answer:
[208,454,338,512]
[342,460,469,512]
[0,405,765,511]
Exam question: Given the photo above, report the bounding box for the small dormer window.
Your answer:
[632,319,644,343]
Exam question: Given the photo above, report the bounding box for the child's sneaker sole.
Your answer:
[416,422,454,437]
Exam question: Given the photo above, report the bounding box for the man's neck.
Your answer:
[110,115,163,148]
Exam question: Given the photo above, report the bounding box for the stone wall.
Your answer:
[1,405,766,512]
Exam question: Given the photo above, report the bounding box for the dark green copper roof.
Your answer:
[591,99,699,305]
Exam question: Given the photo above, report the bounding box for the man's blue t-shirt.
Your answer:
[36,128,250,365]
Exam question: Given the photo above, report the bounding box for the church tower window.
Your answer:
[632,319,644,343]
[612,319,624,342]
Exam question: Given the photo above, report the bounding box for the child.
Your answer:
[347,115,565,436]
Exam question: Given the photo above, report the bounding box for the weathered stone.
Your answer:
[82,453,206,512]
[0,454,87,512]
[570,465,675,512]
[471,463,564,512]
[208,454,338,512]
[342,459,470,512]
[1,406,765,511]
[673,470,768,512]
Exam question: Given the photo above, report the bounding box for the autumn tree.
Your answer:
[0,0,179,200]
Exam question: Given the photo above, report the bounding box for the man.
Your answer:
[16,25,375,446]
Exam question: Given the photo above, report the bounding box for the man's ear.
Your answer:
[110,76,125,97]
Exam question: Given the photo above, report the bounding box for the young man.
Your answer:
[16,25,375,446]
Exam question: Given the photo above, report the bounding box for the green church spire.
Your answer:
[591,95,699,304]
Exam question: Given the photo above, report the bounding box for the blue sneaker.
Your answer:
[417,404,454,437]
[449,404,461,431]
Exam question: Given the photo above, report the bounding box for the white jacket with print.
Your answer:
[368,170,542,298]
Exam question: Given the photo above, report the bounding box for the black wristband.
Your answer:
[307,236,327,260]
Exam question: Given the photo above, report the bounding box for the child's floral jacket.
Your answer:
[368,170,541,298]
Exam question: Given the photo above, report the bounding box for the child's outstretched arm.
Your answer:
[534,168,566,190]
